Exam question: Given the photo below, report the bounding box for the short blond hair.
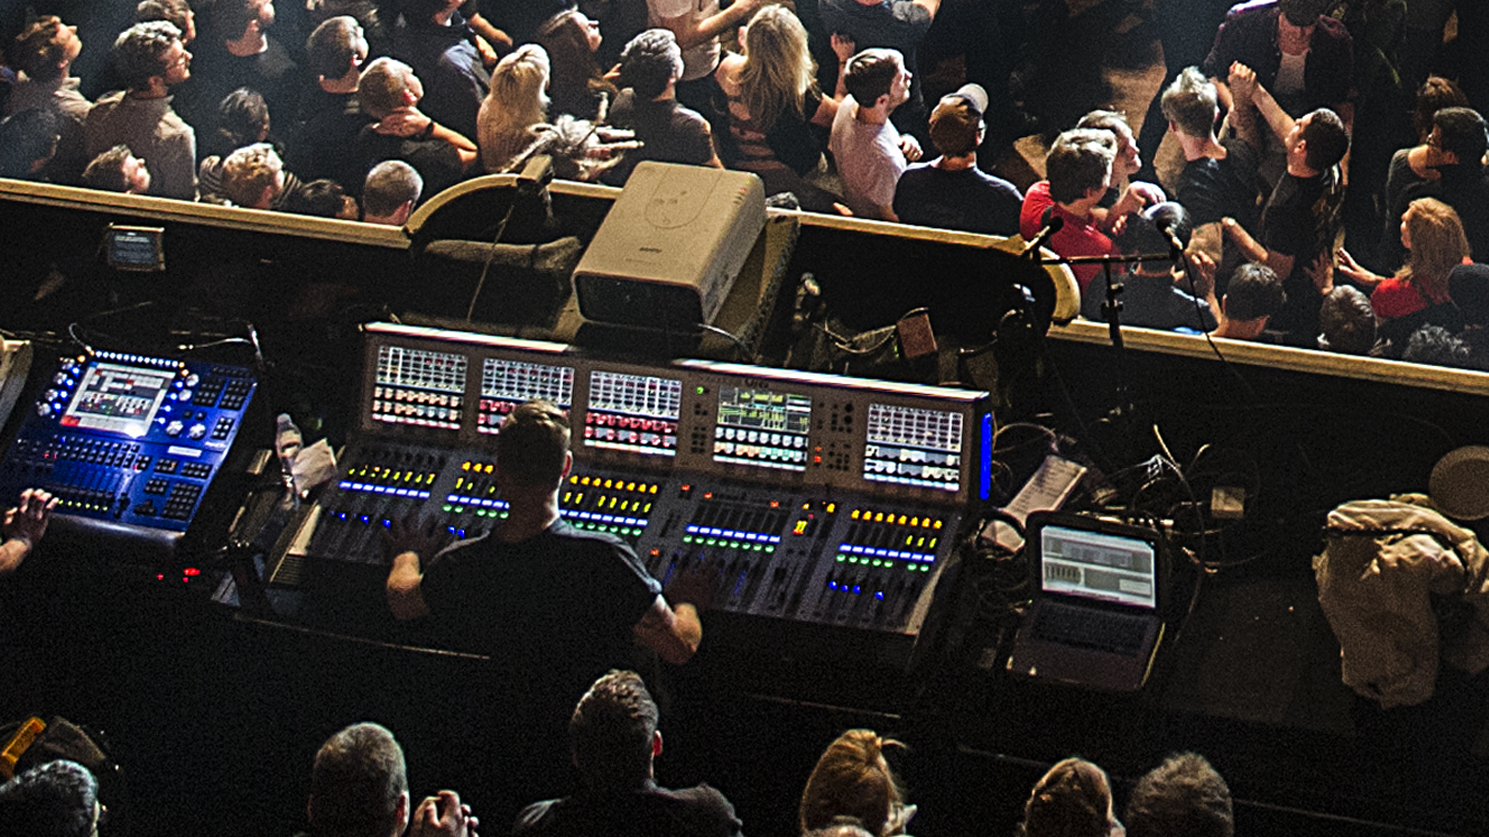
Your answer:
[358,56,416,119]
[220,142,283,207]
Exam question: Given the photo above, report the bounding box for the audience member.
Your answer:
[1317,285,1377,354]
[798,729,913,837]
[1379,78,1470,264]
[0,109,61,180]
[198,86,270,188]
[819,0,939,140]
[356,56,477,198]
[0,488,57,579]
[304,722,411,837]
[282,177,358,218]
[5,16,91,183]
[392,0,492,142]
[361,160,423,225]
[513,670,744,837]
[1020,757,1124,837]
[218,141,287,208]
[1338,196,1469,354]
[1212,262,1285,341]
[643,0,761,135]
[84,21,197,200]
[482,0,573,50]
[1075,109,1165,231]
[136,0,198,45]
[1402,324,1476,368]
[1201,0,1353,187]
[287,15,373,193]
[0,759,100,837]
[893,83,1022,235]
[183,0,297,131]
[476,44,552,174]
[1125,752,1232,837]
[304,722,475,837]
[1020,127,1118,295]
[81,144,152,194]
[602,29,718,187]
[829,48,919,221]
[384,400,708,808]
[1160,66,1263,280]
[1221,65,1348,345]
[1380,106,1489,268]
[305,0,389,61]
[1082,201,1217,332]
[537,10,617,122]
[712,5,838,208]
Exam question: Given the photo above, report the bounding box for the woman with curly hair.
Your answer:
[1020,757,1125,837]
[536,9,617,121]
[713,4,838,209]
[799,729,915,836]
[1338,196,1470,352]
[477,44,552,173]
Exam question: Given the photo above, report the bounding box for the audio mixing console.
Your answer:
[272,324,990,642]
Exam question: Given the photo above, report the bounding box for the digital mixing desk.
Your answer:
[0,349,258,559]
[272,324,991,650]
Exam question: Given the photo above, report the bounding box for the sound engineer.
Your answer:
[382,399,712,801]
[0,488,57,579]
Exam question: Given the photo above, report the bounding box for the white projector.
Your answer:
[573,161,766,329]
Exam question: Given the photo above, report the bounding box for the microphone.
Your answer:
[1021,205,1064,258]
[1151,206,1186,258]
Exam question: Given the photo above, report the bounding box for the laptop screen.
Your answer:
[1039,524,1157,609]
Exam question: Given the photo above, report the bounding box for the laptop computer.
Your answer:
[1006,511,1166,691]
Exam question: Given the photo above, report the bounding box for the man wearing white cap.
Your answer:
[893,83,1023,235]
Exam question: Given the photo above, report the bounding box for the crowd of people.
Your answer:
[0,676,1239,837]
[1,0,1488,363]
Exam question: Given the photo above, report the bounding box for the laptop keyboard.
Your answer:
[1032,602,1149,656]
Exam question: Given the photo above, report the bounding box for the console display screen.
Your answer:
[478,359,575,434]
[61,362,172,438]
[583,371,681,456]
[712,387,810,471]
[371,345,467,430]
[862,403,963,492]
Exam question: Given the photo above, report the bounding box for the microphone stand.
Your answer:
[1034,250,1176,462]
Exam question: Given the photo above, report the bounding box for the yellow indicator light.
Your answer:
[933,519,943,529]
[794,521,809,535]
[570,475,578,483]
[626,482,636,491]
[851,509,861,520]
[898,515,908,525]
[826,503,836,513]
[874,512,885,523]
[462,461,472,471]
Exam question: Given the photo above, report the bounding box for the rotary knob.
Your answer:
[36,403,51,418]
[165,420,184,437]
[187,423,207,440]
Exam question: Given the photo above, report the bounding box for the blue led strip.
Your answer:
[837,542,935,563]
[445,494,509,510]
[560,509,646,527]
[683,524,782,544]
[980,413,993,502]
[339,480,431,500]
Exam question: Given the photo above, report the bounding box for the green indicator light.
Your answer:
[872,560,883,567]
[683,536,693,544]
[766,546,775,553]
[836,555,845,562]
[696,386,706,394]
[707,538,717,546]
[442,504,452,512]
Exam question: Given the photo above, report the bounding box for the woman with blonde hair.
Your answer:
[1020,758,1125,837]
[536,9,617,121]
[714,4,839,209]
[799,729,915,836]
[1338,196,1470,352]
[477,44,551,173]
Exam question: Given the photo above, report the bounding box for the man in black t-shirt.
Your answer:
[514,670,744,837]
[1221,64,1347,345]
[893,83,1022,235]
[354,56,478,198]
[1160,66,1263,289]
[385,400,709,816]
[602,28,719,187]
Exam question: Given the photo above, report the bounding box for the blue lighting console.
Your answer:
[0,350,257,555]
